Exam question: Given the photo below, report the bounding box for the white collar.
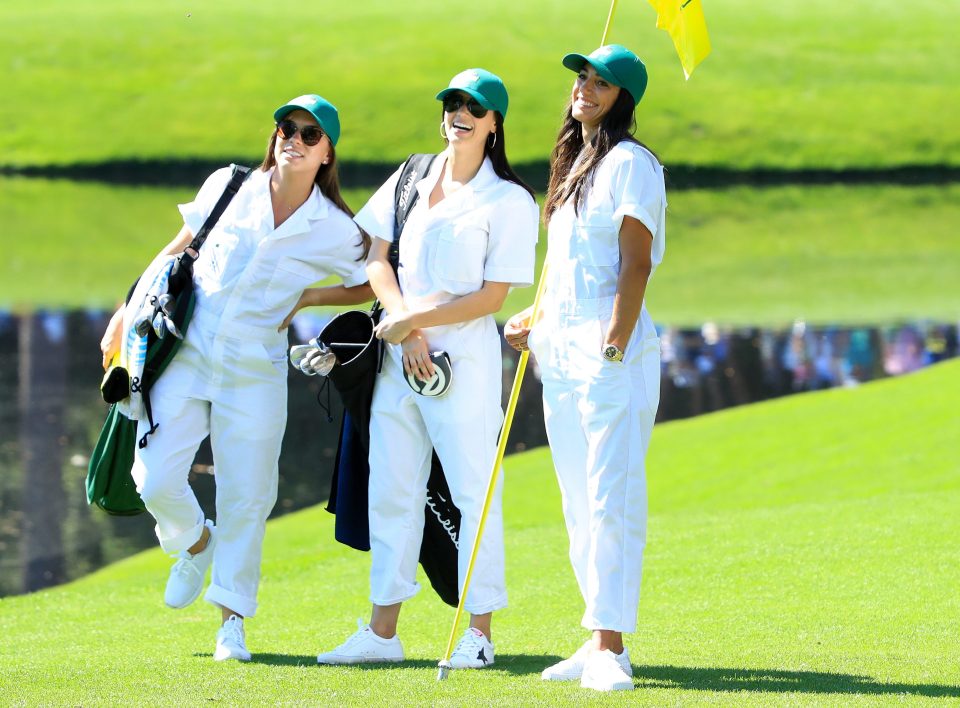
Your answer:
[261,166,329,222]
[415,154,499,205]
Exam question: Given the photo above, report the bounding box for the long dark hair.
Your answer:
[260,128,371,259]
[442,110,536,201]
[543,88,659,222]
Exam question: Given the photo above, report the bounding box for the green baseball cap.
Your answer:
[562,44,648,106]
[273,94,341,146]
[436,68,509,119]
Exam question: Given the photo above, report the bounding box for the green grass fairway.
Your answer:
[2,360,958,705]
[3,177,958,326]
[646,183,960,325]
[2,0,957,170]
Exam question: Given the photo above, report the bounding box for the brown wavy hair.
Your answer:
[543,88,659,223]
[260,128,371,260]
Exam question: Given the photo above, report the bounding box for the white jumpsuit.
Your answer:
[131,166,367,618]
[528,141,666,633]
[354,156,538,613]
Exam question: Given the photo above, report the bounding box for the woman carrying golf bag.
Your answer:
[99,94,371,661]
[316,69,537,668]
[505,45,666,692]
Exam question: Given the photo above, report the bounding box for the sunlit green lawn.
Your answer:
[2,0,956,169]
[2,360,958,705]
[3,177,958,325]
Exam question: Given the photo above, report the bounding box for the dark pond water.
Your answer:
[1,310,955,597]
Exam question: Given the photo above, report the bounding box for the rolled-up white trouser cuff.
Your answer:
[370,582,421,608]
[156,517,205,555]
[464,591,508,616]
[206,584,258,618]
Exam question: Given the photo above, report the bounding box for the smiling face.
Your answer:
[570,63,621,130]
[442,91,497,151]
[272,109,331,175]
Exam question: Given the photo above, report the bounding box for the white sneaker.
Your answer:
[448,627,495,669]
[164,520,215,609]
[214,614,251,662]
[317,620,404,665]
[543,641,633,681]
[581,648,634,691]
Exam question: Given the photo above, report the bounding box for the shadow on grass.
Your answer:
[192,654,959,695]
[195,652,562,675]
[635,665,960,698]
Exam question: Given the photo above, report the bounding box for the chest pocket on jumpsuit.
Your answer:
[567,203,620,302]
[264,256,318,309]
[205,226,244,283]
[432,223,488,295]
[576,205,620,266]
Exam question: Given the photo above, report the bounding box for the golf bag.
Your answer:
[86,165,251,515]
[321,153,463,607]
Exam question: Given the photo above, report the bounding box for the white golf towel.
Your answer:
[118,255,177,421]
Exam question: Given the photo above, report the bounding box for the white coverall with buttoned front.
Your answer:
[528,141,666,633]
[354,156,538,613]
[131,166,367,618]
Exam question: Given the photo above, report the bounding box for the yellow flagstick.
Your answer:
[436,259,549,681]
[601,0,620,45]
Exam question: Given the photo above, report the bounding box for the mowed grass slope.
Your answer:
[2,0,957,169]
[1,361,958,705]
[4,177,958,325]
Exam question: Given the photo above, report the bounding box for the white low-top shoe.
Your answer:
[317,620,404,665]
[164,520,215,609]
[543,641,633,681]
[581,648,634,691]
[448,628,495,669]
[214,614,251,662]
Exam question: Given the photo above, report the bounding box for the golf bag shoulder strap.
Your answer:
[389,153,437,272]
[136,166,250,449]
[124,165,252,305]
[369,154,436,371]
[184,164,252,258]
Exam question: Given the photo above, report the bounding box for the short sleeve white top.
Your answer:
[178,166,367,332]
[354,155,539,310]
[544,141,666,307]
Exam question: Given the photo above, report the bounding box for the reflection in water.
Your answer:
[1,311,956,597]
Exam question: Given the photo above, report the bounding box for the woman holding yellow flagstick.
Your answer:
[505,44,666,692]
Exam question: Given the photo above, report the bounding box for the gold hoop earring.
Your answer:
[487,132,497,149]
[440,122,447,139]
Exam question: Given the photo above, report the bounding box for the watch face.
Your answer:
[603,345,622,361]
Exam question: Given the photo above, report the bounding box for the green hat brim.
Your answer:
[435,87,498,114]
[562,53,621,89]
[562,51,645,106]
[273,100,340,146]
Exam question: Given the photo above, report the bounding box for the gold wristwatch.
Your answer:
[602,343,624,362]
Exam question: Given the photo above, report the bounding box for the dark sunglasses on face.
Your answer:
[442,95,489,119]
[276,119,325,146]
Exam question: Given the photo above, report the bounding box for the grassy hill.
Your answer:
[3,177,958,325]
[2,360,958,705]
[1,0,957,170]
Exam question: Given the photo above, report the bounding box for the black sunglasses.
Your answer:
[442,95,489,119]
[276,119,325,146]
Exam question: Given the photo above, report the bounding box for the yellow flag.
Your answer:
[648,0,711,79]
